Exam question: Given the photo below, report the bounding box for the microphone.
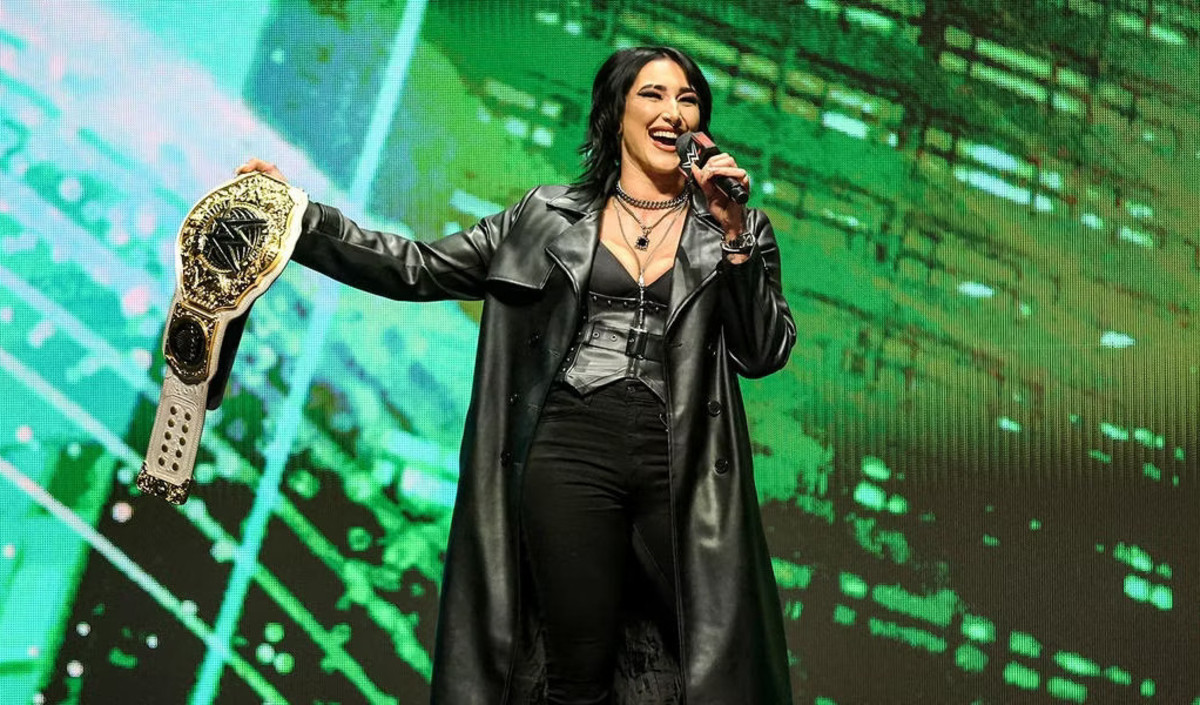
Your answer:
[675,131,749,205]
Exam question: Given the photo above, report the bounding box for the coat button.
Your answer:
[528,332,541,347]
[707,400,723,416]
[714,458,730,474]
[508,393,520,406]
[500,450,513,467]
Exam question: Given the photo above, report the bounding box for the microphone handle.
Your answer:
[715,174,749,205]
[676,131,750,204]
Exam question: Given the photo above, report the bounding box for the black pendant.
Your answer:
[635,235,650,250]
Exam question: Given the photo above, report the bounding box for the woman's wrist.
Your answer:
[721,216,745,241]
[720,226,756,260]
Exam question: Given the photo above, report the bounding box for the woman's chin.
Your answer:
[637,162,685,183]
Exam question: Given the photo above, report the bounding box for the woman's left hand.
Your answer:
[690,153,750,239]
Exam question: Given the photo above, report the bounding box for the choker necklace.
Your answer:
[615,182,688,210]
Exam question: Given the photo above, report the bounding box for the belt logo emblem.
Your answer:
[199,206,269,273]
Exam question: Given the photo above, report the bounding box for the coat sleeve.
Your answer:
[290,188,540,301]
[717,209,797,378]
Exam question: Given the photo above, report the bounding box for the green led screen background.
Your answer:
[0,1,1197,703]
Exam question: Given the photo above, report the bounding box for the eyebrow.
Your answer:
[639,83,698,95]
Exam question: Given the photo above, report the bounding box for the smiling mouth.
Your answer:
[650,129,679,148]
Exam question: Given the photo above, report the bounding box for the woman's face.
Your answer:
[619,58,702,184]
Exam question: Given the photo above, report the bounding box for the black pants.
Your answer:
[521,381,679,705]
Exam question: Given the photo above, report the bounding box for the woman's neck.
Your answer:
[618,167,685,202]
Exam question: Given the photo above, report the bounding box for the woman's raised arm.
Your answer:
[237,158,534,302]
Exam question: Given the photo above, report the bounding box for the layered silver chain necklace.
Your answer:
[614,182,689,250]
[611,194,686,334]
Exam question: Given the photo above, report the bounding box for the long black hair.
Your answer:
[574,46,713,199]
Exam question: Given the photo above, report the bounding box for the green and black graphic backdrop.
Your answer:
[0,1,1196,703]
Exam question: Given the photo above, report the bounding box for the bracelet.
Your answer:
[721,230,756,256]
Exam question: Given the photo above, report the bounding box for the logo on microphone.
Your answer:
[677,133,702,173]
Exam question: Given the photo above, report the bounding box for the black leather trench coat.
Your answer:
[291,184,796,704]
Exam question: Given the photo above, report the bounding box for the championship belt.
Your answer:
[136,172,308,504]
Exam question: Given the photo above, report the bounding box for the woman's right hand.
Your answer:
[236,157,287,182]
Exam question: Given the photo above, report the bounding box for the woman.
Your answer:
[240,46,795,705]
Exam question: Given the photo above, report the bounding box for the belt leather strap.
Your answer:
[136,172,307,504]
[582,321,665,362]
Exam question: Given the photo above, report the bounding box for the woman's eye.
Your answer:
[681,96,699,105]
[640,91,660,99]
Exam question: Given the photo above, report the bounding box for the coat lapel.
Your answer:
[545,190,602,297]
[483,187,600,293]
[667,188,725,333]
[502,185,723,329]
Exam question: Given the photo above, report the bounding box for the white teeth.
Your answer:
[650,130,677,141]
